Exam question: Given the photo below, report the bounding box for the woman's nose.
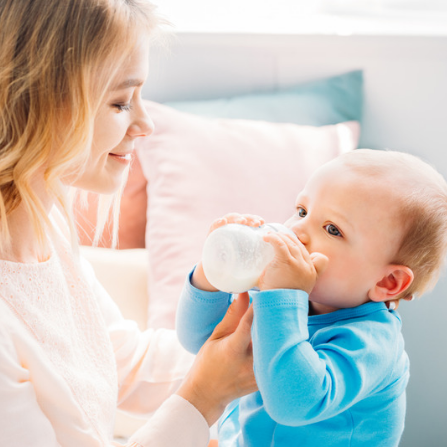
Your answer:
[128,104,154,138]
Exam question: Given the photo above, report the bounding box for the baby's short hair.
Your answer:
[338,149,447,298]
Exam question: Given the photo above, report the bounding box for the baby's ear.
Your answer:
[369,265,414,302]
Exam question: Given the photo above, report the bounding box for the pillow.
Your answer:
[80,246,149,331]
[137,101,360,328]
[166,70,363,126]
[74,70,363,250]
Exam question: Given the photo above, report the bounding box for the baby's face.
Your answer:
[284,159,403,314]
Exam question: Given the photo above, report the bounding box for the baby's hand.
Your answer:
[192,213,266,292]
[208,213,265,233]
[258,232,328,294]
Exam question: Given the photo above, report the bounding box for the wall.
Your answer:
[144,32,447,446]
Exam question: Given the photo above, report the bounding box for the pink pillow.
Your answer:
[137,101,360,328]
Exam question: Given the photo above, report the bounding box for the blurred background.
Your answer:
[156,0,447,35]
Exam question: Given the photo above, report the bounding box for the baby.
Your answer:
[176,149,447,447]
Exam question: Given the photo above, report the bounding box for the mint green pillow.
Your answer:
[165,70,363,127]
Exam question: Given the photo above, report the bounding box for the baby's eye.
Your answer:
[297,207,307,218]
[324,224,342,237]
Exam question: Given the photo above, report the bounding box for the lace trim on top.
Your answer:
[0,237,118,443]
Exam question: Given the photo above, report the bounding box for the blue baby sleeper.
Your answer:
[176,269,409,447]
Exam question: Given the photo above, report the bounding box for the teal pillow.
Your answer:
[165,70,363,127]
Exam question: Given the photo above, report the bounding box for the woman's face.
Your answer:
[72,39,153,194]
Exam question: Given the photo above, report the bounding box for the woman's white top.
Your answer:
[0,225,209,446]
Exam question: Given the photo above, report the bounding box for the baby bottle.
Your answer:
[202,223,297,294]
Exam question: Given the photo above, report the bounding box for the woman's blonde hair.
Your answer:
[339,149,447,299]
[0,0,163,255]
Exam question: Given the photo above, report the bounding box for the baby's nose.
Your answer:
[291,224,310,246]
[298,232,310,246]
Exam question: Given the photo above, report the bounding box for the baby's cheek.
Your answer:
[314,264,339,291]
[311,272,328,294]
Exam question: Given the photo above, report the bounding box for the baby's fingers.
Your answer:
[209,213,247,233]
[264,232,308,261]
[209,216,230,233]
[280,233,310,260]
[263,233,302,262]
[243,214,265,227]
[224,213,264,227]
[209,213,265,233]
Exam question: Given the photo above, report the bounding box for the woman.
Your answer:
[0,0,256,445]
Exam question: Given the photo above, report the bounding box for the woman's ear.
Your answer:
[369,265,414,302]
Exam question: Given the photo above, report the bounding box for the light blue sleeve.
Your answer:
[252,290,399,426]
[176,268,232,354]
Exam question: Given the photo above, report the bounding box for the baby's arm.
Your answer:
[176,213,264,354]
[251,234,404,425]
[252,293,405,426]
[176,268,232,354]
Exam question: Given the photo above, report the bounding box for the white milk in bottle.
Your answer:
[202,223,297,293]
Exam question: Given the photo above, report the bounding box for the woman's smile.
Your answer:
[108,152,133,165]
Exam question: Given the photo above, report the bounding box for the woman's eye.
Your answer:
[112,103,132,112]
[297,207,307,218]
[324,224,341,237]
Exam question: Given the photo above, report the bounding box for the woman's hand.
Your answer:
[176,292,258,426]
[192,213,265,292]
